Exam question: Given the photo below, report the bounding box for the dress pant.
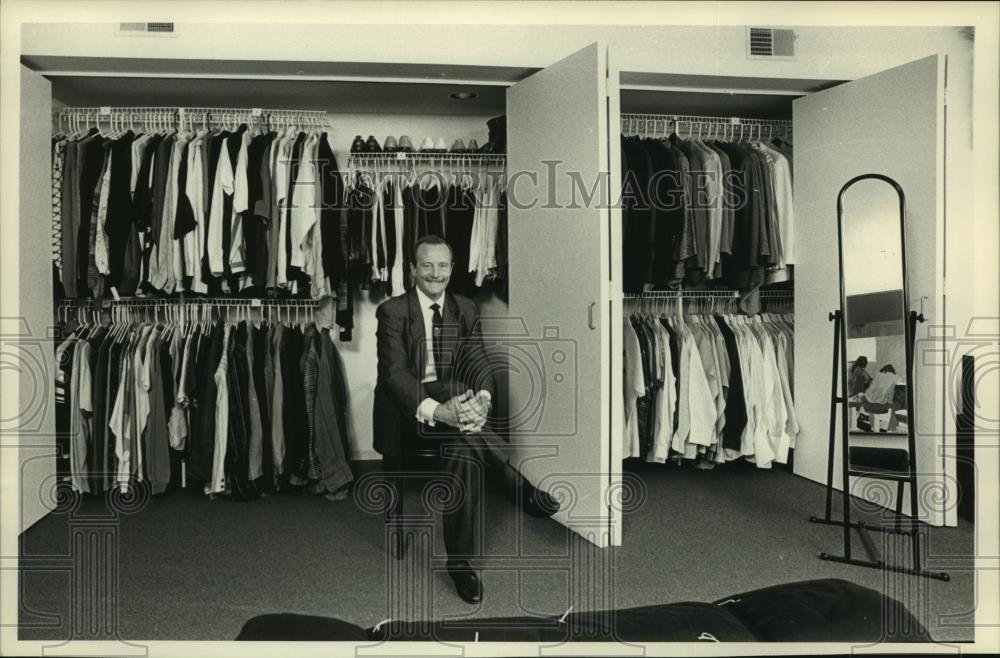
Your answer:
[391,420,525,562]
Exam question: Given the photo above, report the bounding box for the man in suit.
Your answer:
[374,235,559,604]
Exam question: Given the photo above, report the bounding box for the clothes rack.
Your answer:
[620,112,792,141]
[57,297,322,326]
[622,294,797,467]
[623,289,794,312]
[55,106,329,134]
[53,295,355,501]
[619,119,795,291]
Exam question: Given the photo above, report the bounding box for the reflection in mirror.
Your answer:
[840,178,908,435]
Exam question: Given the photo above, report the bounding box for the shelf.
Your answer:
[348,152,506,161]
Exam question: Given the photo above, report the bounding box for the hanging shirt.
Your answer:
[109,335,131,491]
[207,140,235,276]
[270,323,286,477]
[94,144,113,276]
[391,180,406,295]
[167,330,190,450]
[208,324,233,494]
[300,137,329,297]
[229,130,251,275]
[623,317,645,460]
[762,144,795,284]
[184,131,209,292]
[275,131,298,286]
[649,320,677,463]
[70,339,92,494]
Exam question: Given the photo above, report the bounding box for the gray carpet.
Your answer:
[18,460,975,642]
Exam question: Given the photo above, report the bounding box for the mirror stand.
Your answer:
[808,174,949,582]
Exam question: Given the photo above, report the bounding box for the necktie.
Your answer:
[430,302,444,379]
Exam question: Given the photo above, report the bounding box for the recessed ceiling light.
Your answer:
[449,91,478,101]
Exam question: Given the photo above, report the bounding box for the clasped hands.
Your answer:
[433,390,491,433]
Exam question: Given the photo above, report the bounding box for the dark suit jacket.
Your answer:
[373,288,497,459]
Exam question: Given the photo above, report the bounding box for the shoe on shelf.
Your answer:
[434,137,448,152]
[350,135,367,153]
[419,137,435,152]
[447,560,482,604]
[384,136,399,152]
[398,135,414,152]
[522,482,560,518]
[365,135,382,152]
[466,138,480,152]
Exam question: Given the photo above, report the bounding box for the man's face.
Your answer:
[411,243,453,299]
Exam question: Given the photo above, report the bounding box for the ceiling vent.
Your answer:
[115,22,177,37]
[747,27,796,59]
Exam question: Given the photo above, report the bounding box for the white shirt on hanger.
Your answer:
[229,130,251,275]
[650,320,677,463]
[184,130,208,293]
[623,316,645,460]
[207,138,235,276]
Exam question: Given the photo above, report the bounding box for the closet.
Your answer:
[18,39,956,545]
[505,43,952,547]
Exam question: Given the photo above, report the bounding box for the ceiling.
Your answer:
[50,77,509,116]
[22,55,537,84]
[31,55,841,119]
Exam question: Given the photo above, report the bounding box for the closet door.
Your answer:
[793,55,951,526]
[14,66,57,532]
[506,43,617,547]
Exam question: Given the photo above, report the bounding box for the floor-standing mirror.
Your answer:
[842,178,910,439]
[811,173,949,581]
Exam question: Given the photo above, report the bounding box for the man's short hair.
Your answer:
[412,235,453,264]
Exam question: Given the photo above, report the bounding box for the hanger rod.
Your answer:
[620,112,792,128]
[622,289,794,298]
[58,297,320,307]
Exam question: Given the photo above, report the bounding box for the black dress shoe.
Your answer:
[350,135,367,153]
[522,483,560,518]
[447,561,482,604]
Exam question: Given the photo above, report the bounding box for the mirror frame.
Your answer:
[835,173,916,459]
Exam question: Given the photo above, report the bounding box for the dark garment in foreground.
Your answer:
[236,578,931,643]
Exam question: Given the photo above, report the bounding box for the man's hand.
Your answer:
[433,390,476,428]
[433,390,491,433]
[457,390,491,433]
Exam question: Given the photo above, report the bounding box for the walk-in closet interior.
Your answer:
[10,15,991,646]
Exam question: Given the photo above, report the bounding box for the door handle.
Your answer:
[588,302,597,330]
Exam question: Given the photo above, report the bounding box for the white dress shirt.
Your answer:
[412,287,490,426]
